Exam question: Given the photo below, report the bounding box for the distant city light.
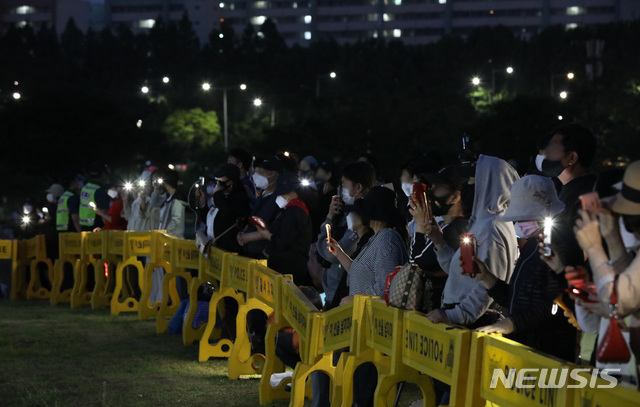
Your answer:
[219,33,224,39]
[304,31,312,40]
[141,86,149,94]
[304,15,312,24]
[202,82,211,91]
[253,98,263,107]
[329,72,337,79]
[240,84,247,90]
[558,115,563,120]
[567,72,575,80]
[472,77,481,86]
[162,77,170,83]
[506,66,514,74]
[168,164,175,170]
[13,92,21,100]
[136,120,143,128]
[219,2,225,7]
[559,91,568,99]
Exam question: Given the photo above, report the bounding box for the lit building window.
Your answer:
[293,2,298,8]
[304,15,312,24]
[304,31,312,40]
[566,6,585,16]
[251,16,266,25]
[566,23,578,30]
[254,1,268,9]
[393,29,401,37]
[219,2,225,7]
[15,6,36,14]
[438,0,446,4]
[394,0,402,5]
[383,13,393,22]
[139,19,155,28]
[17,21,29,27]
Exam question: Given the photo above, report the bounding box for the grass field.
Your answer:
[0,301,424,407]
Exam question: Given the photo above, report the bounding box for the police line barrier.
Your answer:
[8,233,640,407]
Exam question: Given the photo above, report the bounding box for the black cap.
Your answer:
[355,186,404,223]
[89,160,110,177]
[274,172,300,196]
[425,166,467,191]
[255,155,283,173]
[213,163,241,179]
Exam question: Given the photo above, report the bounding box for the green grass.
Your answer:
[0,301,293,407]
[0,301,425,407]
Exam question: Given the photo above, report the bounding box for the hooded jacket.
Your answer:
[436,155,520,325]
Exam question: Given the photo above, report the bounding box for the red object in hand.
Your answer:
[249,216,267,230]
[565,286,598,303]
[460,233,478,277]
[579,192,602,216]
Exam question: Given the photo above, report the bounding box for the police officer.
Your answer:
[56,173,83,233]
[79,161,110,231]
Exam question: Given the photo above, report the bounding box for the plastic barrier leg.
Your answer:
[27,259,53,300]
[91,260,114,309]
[198,288,245,361]
[156,272,184,334]
[227,298,272,379]
[374,369,436,407]
[51,258,76,305]
[337,349,390,407]
[138,261,168,321]
[111,259,143,315]
[10,260,28,300]
[259,321,289,405]
[70,260,92,308]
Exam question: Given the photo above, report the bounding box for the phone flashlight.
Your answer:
[543,217,553,257]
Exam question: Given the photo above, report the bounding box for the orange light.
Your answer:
[104,262,109,278]
[572,288,580,295]
[490,10,494,14]
[220,18,224,22]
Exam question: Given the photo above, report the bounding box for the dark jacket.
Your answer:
[243,193,282,258]
[211,188,250,253]
[488,236,577,361]
[553,173,597,268]
[265,201,312,286]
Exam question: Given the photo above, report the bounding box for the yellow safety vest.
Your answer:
[56,190,75,231]
[79,182,100,226]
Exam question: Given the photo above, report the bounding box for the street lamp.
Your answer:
[567,72,575,80]
[141,86,149,94]
[162,77,170,84]
[559,91,568,100]
[491,67,514,95]
[471,77,481,86]
[551,72,574,96]
[506,66,514,74]
[329,71,337,79]
[240,83,247,90]
[202,82,211,91]
[253,98,276,127]
[12,92,21,100]
[203,82,248,149]
[253,98,263,107]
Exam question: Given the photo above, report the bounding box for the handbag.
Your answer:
[384,263,427,311]
[596,275,631,363]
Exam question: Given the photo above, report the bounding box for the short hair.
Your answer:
[552,124,597,168]
[228,148,253,171]
[162,169,180,189]
[342,161,376,193]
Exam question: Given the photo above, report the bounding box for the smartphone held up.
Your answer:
[460,233,478,277]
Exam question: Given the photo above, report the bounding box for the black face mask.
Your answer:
[541,158,566,178]
[427,190,453,217]
[622,215,640,234]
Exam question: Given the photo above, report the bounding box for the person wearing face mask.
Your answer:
[93,179,128,231]
[198,163,250,253]
[299,155,319,184]
[408,166,471,310]
[538,124,597,269]
[315,161,376,305]
[227,147,257,202]
[122,169,156,232]
[573,161,640,385]
[248,172,313,286]
[145,171,168,229]
[237,156,283,259]
[469,175,578,361]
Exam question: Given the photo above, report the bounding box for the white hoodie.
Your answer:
[436,155,520,325]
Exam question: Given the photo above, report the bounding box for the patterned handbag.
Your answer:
[384,263,428,311]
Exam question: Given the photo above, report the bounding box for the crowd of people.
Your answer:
[2,123,640,406]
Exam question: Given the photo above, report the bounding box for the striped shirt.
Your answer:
[348,228,409,296]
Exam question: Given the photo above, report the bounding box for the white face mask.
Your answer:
[535,154,545,172]
[401,182,413,197]
[108,189,119,199]
[46,193,55,203]
[514,221,541,239]
[253,173,269,190]
[23,204,33,214]
[275,195,288,209]
[341,187,355,205]
[346,213,355,230]
[206,185,215,196]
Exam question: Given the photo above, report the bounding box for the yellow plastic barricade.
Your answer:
[138,231,172,320]
[156,237,199,334]
[51,233,83,305]
[111,231,153,315]
[91,230,124,309]
[401,311,470,406]
[281,280,320,407]
[573,374,639,407]
[183,246,211,346]
[70,232,104,308]
[466,333,575,407]
[199,247,244,361]
[228,262,287,379]
[2,239,20,299]
[24,235,53,300]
